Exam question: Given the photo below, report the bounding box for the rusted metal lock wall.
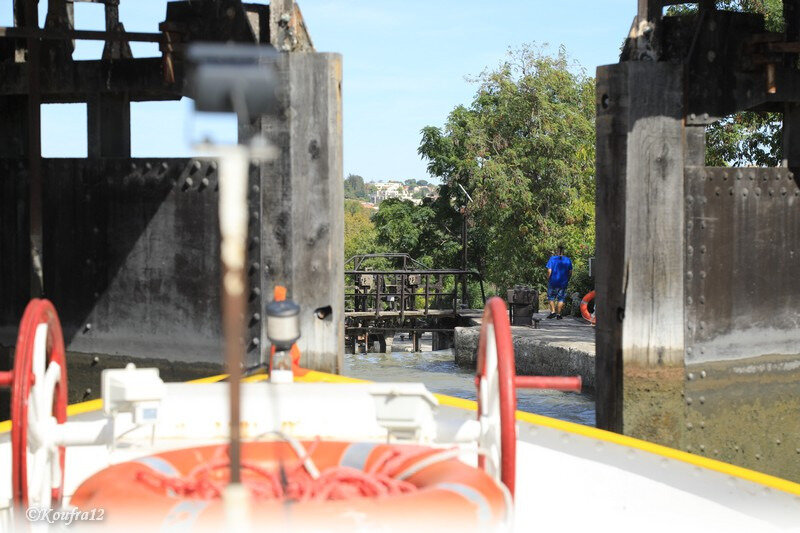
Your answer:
[684,166,800,481]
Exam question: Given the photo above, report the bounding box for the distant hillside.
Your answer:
[345,174,437,205]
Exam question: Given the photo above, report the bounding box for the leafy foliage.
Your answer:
[370,197,462,268]
[344,174,369,200]
[344,199,377,261]
[706,113,783,167]
[418,44,596,295]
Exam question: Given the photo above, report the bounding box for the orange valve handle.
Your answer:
[515,375,582,392]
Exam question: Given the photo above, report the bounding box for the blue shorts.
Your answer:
[547,285,567,302]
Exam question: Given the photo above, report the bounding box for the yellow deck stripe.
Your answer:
[1,369,798,496]
[513,409,800,496]
[187,373,228,384]
[434,393,800,496]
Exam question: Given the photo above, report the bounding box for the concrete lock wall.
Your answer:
[454,324,596,391]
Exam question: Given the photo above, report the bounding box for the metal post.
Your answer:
[374,275,381,318]
[424,274,430,316]
[452,276,458,316]
[216,146,250,485]
[399,274,405,323]
[461,208,469,307]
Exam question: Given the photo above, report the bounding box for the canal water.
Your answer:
[343,342,596,426]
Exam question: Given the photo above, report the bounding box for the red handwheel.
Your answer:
[475,298,583,499]
[475,297,517,497]
[10,299,68,508]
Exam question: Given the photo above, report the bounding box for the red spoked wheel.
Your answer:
[475,297,517,497]
[7,299,68,508]
[475,298,583,499]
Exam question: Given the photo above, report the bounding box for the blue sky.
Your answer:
[1,0,634,181]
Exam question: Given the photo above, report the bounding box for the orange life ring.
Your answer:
[580,290,596,324]
[70,441,509,531]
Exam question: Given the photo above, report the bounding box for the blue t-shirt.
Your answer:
[546,255,572,288]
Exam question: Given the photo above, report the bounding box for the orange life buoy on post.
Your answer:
[580,290,596,325]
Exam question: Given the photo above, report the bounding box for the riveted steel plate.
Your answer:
[684,166,800,481]
[0,158,261,365]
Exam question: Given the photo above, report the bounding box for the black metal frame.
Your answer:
[344,253,485,351]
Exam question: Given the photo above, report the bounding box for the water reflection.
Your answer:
[343,349,596,426]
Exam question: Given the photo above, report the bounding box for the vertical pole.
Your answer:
[88,0,130,159]
[461,209,468,307]
[25,0,43,297]
[218,146,249,484]
[461,208,468,270]
[424,274,430,316]
[399,273,405,323]
[375,275,381,318]
[452,276,457,315]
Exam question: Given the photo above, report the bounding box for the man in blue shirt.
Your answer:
[546,245,572,320]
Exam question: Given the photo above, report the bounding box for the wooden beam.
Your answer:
[87,92,130,158]
[595,61,686,445]
[269,0,314,52]
[637,0,661,23]
[254,53,343,373]
[102,0,133,60]
[0,58,181,102]
[595,64,627,432]
[0,27,163,42]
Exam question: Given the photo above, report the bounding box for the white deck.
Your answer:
[0,380,798,532]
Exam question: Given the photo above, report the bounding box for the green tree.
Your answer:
[370,198,462,268]
[418,44,596,294]
[344,174,368,200]
[344,199,377,261]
